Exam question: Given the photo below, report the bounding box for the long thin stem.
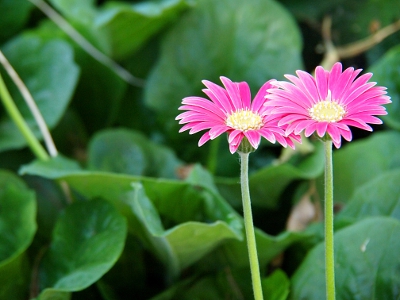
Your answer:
[28,0,144,87]
[0,51,58,157]
[0,72,49,161]
[324,140,336,300]
[239,152,263,300]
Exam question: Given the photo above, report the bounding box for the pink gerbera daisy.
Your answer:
[264,62,391,148]
[176,76,300,154]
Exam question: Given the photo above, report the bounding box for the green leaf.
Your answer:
[0,33,80,151]
[96,0,192,59]
[194,229,309,275]
[19,155,82,178]
[21,159,243,278]
[0,170,36,299]
[262,269,289,300]
[38,199,127,296]
[87,128,182,178]
[329,131,400,203]
[144,0,303,136]
[291,217,400,300]
[152,268,289,300]
[0,0,33,44]
[50,0,191,59]
[217,141,324,209]
[368,45,400,131]
[336,169,400,226]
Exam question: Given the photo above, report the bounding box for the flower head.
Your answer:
[264,62,391,148]
[176,76,300,154]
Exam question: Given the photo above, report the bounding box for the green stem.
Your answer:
[324,140,336,300]
[239,152,263,300]
[0,72,49,160]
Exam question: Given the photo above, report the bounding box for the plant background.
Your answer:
[1,0,400,299]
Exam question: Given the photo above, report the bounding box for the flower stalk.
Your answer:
[239,151,263,300]
[0,72,49,161]
[324,140,336,300]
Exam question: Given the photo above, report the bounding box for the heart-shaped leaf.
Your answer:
[144,0,303,137]
[368,45,400,131]
[291,217,400,300]
[0,33,79,151]
[0,170,36,300]
[37,199,127,297]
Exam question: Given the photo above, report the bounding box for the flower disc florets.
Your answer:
[226,109,264,131]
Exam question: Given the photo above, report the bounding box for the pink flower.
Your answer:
[264,62,391,148]
[176,77,301,154]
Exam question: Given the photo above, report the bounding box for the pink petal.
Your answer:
[239,81,252,109]
[198,132,211,146]
[209,125,229,139]
[259,128,276,144]
[228,130,243,143]
[316,122,328,137]
[220,76,243,110]
[326,124,341,144]
[295,70,319,103]
[244,131,261,149]
[315,66,328,100]
[339,127,352,141]
[202,80,234,113]
[229,134,243,154]
[253,80,274,112]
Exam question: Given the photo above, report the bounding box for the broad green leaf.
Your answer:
[71,48,126,133]
[0,170,36,300]
[29,14,127,133]
[88,128,182,178]
[49,0,97,25]
[368,45,400,131]
[19,155,82,178]
[330,131,400,203]
[217,141,324,209]
[0,0,33,44]
[38,199,127,296]
[50,0,191,59]
[96,0,192,59]
[150,269,253,300]
[20,159,243,278]
[0,33,79,151]
[262,269,290,300]
[336,169,400,226]
[152,268,289,299]
[194,228,309,274]
[291,217,400,300]
[144,0,303,137]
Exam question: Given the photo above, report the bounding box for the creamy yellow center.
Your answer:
[308,90,346,122]
[309,100,346,122]
[226,109,263,131]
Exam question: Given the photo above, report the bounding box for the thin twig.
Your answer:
[320,16,400,67]
[336,19,400,59]
[0,51,58,157]
[28,0,145,87]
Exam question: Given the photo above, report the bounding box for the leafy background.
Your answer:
[0,0,399,299]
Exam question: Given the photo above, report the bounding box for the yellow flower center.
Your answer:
[226,109,263,131]
[308,91,346,122]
